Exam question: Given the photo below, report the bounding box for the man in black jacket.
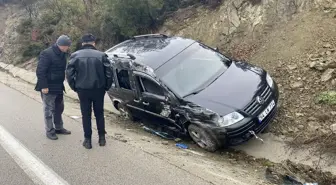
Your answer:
[66,34,113,149]
[35,35,72,140]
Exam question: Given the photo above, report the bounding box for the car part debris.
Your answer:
[143,126,175,140]
[176,143,188,149]
[249,131,264,143]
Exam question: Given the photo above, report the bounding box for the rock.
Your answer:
[120,139,128,143]
[233,0,244,8]
[174,138,182,142]
[308,122,320,132]
[307,117,317,121]
[330,124,336,133]
[316,114,330,122]
[298,125,305,129]
[162,141,169,145]
[290,82,303,89]
[288,65,297,70]
[331,111,336,116]
[321,69,335,82]
[326,60,336,68]
[326,51,332,55]
[295,113,304,117]
[309,61,327,71]
[323,43,332,48]
[309,61,317,68]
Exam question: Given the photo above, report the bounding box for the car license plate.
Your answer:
[258,100,275,122]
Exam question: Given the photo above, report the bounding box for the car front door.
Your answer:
[134,73,176,128]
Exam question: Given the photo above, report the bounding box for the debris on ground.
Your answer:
[70,116,81,119]
[176,143,188,149]
[143,126,175,140]
[265,167,304,185]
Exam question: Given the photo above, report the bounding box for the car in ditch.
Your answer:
[105,34,279,152]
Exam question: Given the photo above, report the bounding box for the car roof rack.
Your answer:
[113,53,136,60]
[132,34,168,40]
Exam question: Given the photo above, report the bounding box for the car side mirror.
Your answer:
[214,47,219,52]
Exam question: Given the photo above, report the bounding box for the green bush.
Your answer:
[22,42,45,58]
[17,18,33,35]
[316,91,336,105]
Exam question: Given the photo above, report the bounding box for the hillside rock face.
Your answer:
[160,0,335,58]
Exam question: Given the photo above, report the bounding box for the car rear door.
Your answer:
[114,68,145,118]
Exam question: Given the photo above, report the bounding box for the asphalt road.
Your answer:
[0,82,212,185]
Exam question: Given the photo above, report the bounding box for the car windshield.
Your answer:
[158,43,231,98]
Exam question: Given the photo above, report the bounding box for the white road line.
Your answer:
[0,125,70,185]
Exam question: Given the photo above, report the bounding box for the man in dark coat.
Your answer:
[66,34,113,149]
[35,35,72,140]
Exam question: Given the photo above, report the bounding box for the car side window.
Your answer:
[116,69,132,90]
[138,76,164,96]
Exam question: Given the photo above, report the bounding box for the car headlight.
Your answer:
[266,73,274,88]
[216,112,244,127]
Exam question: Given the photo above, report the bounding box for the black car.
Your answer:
[105,34,279,152]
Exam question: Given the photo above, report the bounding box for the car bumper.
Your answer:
[203,83,279,147]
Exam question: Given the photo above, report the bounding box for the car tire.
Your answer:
[188,124,219,152]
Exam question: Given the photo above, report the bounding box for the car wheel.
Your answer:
[188,124,219,152]
[116,102,139,122]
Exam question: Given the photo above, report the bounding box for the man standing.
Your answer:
[35,35,72,140]
[66,34,113,149]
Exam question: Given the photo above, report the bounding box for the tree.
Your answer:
[19,0,38,18]
[106,0,164,36]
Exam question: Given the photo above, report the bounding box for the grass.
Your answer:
[316,91,336,105]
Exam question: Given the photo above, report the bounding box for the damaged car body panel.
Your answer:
[105,34,279,152]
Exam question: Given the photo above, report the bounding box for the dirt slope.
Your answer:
[250,11,336,140]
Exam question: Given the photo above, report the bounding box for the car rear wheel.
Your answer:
[188,124,219,152]
[116,102,139,122]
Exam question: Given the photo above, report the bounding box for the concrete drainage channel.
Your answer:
[0,62,335,184]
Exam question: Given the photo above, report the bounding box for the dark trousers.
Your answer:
[77,89,106,139]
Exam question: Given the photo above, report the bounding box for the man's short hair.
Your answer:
[81,34,96,43]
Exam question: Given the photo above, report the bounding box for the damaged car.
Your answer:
[105,34,279,152]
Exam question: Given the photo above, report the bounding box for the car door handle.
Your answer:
[143,102,149,106]
[134,99,140,103]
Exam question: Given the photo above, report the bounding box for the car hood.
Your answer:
[184,61,265,116]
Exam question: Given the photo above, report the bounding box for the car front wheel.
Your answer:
[188,124,219,152]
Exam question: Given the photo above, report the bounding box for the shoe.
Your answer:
[83,138,92,149]
[46,133,58,140]
[55,128,71,135]
[99,135,106,146]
